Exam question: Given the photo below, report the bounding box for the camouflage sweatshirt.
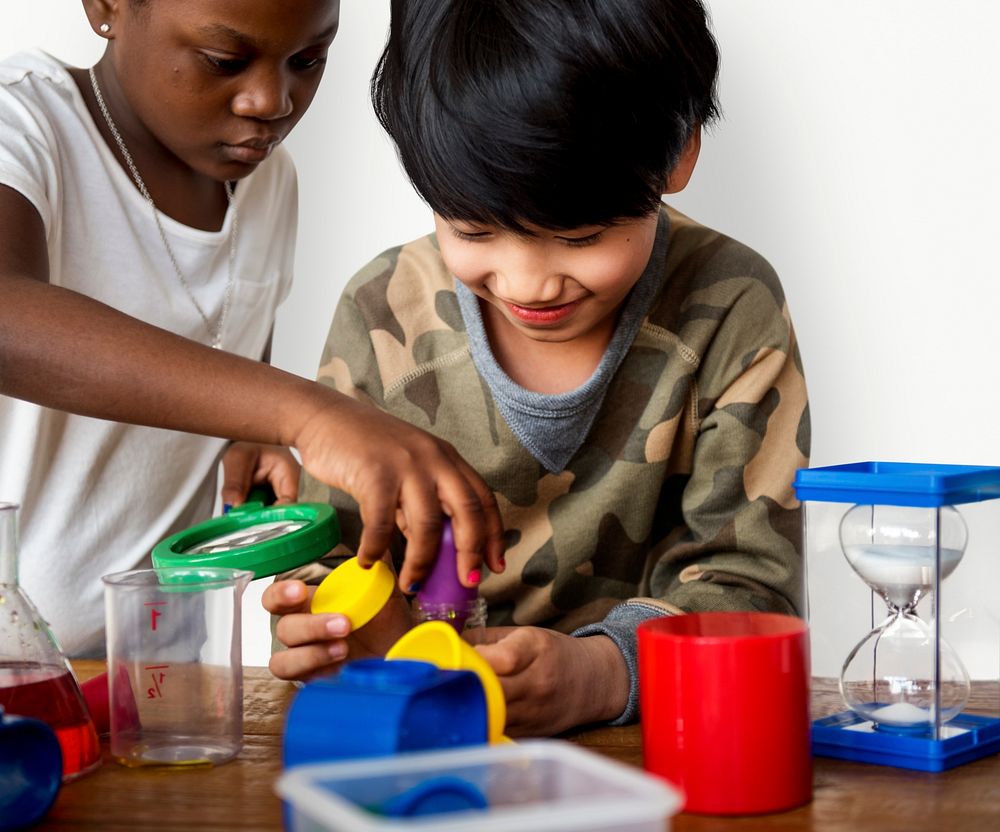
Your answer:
[291,205,810,725]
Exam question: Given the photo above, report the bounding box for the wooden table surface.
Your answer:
[35,662,1000,831]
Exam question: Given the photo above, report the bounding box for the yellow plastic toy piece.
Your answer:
[387,620,508,743]
[310,558,395,630]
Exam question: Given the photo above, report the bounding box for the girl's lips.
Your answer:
[505,300,582,325]
[221,143,274,164]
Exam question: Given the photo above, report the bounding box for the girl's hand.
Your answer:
[220,442,300,507]
[263,578,412,681]
[290,395,505,594]
[474,627,629,737]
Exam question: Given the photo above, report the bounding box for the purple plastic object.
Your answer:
[415,521,479,631]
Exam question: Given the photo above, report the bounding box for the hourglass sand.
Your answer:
[795,462,1000,771]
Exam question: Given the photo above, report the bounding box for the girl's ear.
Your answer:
[663,127,702,195]
[82,0,122,39]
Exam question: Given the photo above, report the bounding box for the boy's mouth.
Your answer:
[505,300,581,325]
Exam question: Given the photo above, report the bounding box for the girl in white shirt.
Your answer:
[0,0,503,656]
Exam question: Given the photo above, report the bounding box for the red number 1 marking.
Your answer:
[144,600,166,631]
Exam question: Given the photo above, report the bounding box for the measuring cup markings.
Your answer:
[144,664,169,699]
[144,600,167,631]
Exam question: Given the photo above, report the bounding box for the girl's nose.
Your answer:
[232,68,293,121]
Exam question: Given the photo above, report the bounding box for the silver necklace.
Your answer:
[88,66,237,350]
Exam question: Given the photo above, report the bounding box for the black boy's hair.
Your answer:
[372,0,720,231]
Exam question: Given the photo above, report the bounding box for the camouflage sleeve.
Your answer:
[650,264,810,616]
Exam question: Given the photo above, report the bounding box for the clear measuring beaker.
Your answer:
[0,502,101,781]
[102,566,252,767]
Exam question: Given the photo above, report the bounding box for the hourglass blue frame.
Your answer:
[794,461,1000,771]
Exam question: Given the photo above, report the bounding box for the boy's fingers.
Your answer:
[274,611,351,649]
[261,580,312,615]
[474,634,529,677]
[268,643,345,682]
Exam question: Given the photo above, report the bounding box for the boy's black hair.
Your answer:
[372,0,720,232]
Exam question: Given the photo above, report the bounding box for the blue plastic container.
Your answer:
[0,706,63,830]
[283,658,488,768]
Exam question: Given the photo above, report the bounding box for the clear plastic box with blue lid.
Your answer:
[794,461,1000,771]
[277,740,681,832]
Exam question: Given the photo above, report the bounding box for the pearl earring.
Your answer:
[99,23,111,34]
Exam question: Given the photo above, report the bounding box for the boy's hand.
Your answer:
[474,627,629,737]
[264,578,412,681]
[220,442,300,507]
[290,394,505,593]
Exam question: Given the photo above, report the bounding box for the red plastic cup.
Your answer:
[80,665,140,737]
[638,611,812,816]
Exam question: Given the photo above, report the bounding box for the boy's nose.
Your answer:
[493,249,565,305]
[232,69,294,121]
[493,270,565,306]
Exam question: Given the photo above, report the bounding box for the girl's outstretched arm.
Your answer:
[0,185,504,589]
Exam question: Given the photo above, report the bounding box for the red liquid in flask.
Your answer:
[0,661,102,779]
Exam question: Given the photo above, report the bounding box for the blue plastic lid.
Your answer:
[377,776,488,817]
[794,462,1000,507]
[0,707,63,830]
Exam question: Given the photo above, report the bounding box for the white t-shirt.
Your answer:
[0,51,298,656]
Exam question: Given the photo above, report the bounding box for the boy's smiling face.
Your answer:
[86,0,340,182]
[435,211,660,347]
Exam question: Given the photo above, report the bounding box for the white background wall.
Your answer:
[5,2,1000,675]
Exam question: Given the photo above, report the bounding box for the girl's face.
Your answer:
[434,211,660,347]
[92,0,339,181]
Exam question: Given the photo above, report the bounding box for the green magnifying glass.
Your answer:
[151,488,339,579]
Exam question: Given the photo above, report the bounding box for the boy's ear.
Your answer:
[663,127,702,195]
[82,0,122,38]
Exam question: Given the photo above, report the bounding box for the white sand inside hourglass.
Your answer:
[843,544,963,605]
[868,701,932,727]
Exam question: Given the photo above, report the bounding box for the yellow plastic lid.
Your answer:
[386,620,508,743]
[310,558,395,630]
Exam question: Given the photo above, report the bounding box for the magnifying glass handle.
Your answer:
[226,484,277,515]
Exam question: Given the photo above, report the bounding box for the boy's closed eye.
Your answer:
[448,225,493,243]
[555,231,604,248]
[447,222,607,248]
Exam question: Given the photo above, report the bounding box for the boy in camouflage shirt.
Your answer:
[266,0,810,736]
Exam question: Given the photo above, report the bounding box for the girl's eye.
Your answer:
[199,52,249,74]
[291,55,327,71]
[560,232,604,247]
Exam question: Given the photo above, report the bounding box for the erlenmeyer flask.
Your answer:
[0,502,101,780]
